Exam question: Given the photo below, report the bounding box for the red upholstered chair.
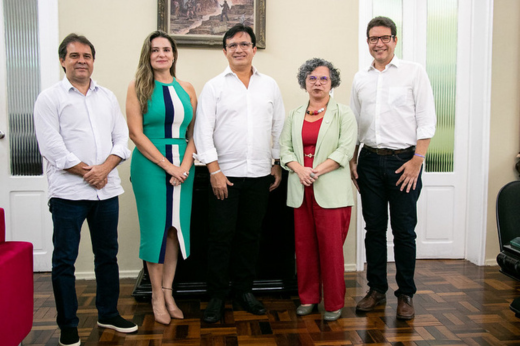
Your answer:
[0,208,34,346]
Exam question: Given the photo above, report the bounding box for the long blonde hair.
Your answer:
[135,31,178,115]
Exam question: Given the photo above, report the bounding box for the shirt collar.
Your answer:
[367,55,400,71]
[61,76,97,92]
[224,65,259,77]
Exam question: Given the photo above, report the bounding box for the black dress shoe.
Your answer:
[235,292,266,315]
[203,297,224,323]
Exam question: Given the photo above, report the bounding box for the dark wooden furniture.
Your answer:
[132,165,297,300]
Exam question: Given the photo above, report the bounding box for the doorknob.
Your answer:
[0,130,5,139]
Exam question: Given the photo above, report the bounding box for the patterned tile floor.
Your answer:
[24,260,520,345]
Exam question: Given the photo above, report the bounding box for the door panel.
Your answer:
[417,182,461,258]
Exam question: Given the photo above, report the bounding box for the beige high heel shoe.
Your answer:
[162,287,184,319]
[151,291,171,325]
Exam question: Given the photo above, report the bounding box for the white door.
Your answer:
[0,0,59,271]
[356,0,491,266]
[406,0,469,259]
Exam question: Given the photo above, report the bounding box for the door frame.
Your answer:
[38,0,60,91]
[0,0,59,271]
[355,0,492,269]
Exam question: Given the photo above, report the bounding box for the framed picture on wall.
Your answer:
[157,0,266,48]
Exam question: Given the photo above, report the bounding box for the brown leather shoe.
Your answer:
[356,290,386,312]
[396,294,415,320]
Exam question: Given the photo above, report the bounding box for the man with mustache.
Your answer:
[34,33,137,346]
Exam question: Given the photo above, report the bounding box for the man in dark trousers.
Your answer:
[350,16,436,320]
[34,33,137,345]
[194,24,285,323]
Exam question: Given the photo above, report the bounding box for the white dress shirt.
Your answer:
[34,77,131,201]
[350,56,436,149]
[194,66,285,177]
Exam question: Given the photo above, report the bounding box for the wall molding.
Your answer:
[75,270,141,281]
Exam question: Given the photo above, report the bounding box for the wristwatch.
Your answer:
[273,160,281,166]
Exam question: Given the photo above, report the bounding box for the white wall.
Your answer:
[57,0,520,277]
[57,0,361,277]
[486,0,520,265]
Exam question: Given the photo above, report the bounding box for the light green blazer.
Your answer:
[279,98,358,208]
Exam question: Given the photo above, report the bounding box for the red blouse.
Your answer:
[302,117,323,168]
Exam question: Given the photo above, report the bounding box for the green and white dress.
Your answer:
[131,79,194,263]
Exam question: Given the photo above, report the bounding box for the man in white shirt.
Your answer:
[194,24,285,323]
[34,34,137,346]
[349,16,436,320]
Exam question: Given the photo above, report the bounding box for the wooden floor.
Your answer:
[25,260,520,345]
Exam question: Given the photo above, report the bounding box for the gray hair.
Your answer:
[297,58,341,90]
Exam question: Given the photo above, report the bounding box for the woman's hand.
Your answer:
[170,164,191,186]
[180,164,191,179]
[286,161,318,186]
[170,176,180,186]
[166,163,188,185]
[295,166,318,186]
[313,159,340,179]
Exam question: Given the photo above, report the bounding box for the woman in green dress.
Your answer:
[127,31,197,325]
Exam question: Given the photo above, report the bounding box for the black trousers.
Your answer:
[207,175,272,298]
[357,148,422,297]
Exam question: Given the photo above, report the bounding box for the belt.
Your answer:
[363,146,415,155]
[304,153,315,158]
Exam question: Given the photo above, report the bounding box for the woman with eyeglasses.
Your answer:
[126,31,197,325]
[280,58,357,321]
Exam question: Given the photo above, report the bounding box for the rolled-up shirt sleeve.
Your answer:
[109,93,131,162]
[349,79,362,146]
[34,92,81,170]
[414,67,436,140]
[193,82,219,164]
[270,82,285,160]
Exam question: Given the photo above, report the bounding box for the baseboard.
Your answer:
[484,258,499,266]
[75,270,140,280]
[77,266,360,280]
[344,263,358,272]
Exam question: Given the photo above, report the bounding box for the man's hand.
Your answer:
[92,178,108,190]
[395,156,423,193]
[65,162,89,177]
[349,159,360,192]
[270,165,282,191]
[210,171,233,200]
[83,164,111,188]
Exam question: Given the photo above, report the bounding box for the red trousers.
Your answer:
[294,185,352,311]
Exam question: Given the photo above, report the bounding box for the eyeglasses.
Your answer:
[367,35,395,44]
[226,42,253,50]
[307,75,329,84]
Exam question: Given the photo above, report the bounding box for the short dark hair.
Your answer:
[366,16,397,38]
[222,24,256,49]
[297,58,341,89]
[58,33,96,72]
